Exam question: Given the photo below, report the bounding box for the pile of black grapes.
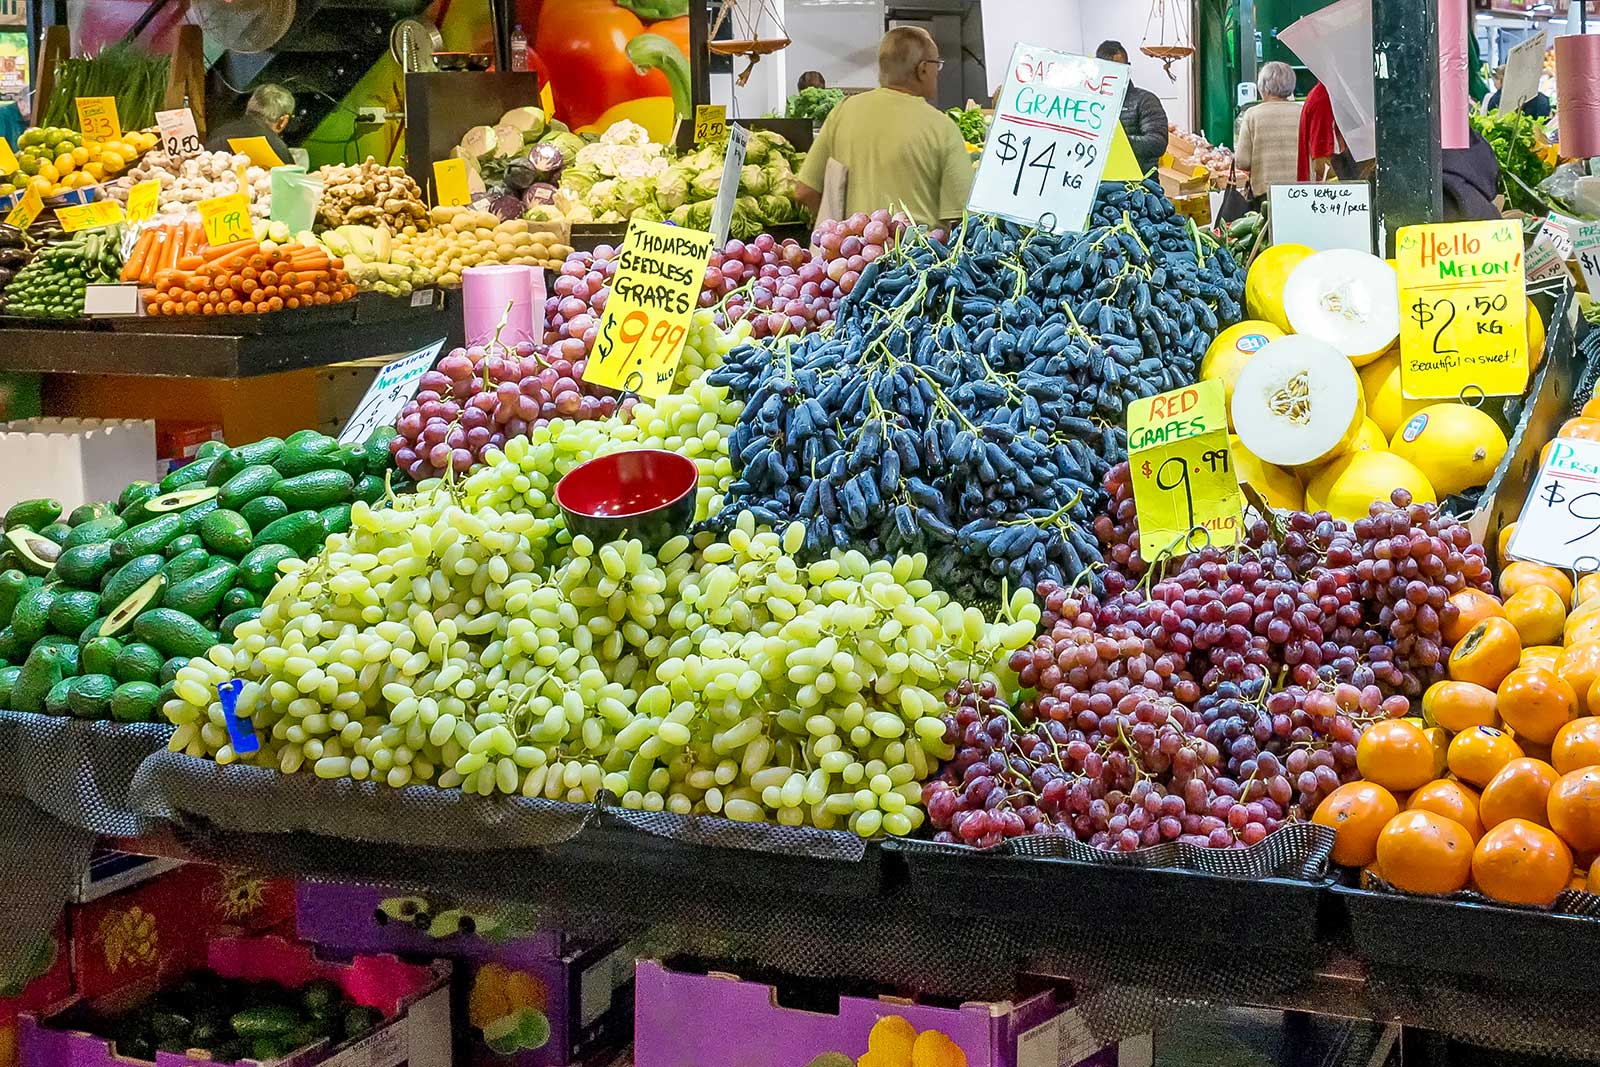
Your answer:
[707,180,1245,604]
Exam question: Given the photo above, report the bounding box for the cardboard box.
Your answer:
[294,882,569,965]
[464,941,635,1067]
[154,420,224,476]
[20,934,451,1067]
[1158,165,1208,200]
[71,846,184,904]
[0,418,156,512]
[633,961,1150,1067]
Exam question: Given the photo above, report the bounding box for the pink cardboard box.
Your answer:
[633,961,1151,1067]
[463,941,635,1067]
[20,934,452,1067]
[294,882,564,965]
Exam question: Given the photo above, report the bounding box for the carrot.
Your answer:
[202,239,255,262]
[228,274,245,292]
[279,271,299,286]
[209,250,253,276]
[285,297,300,310]
[242,267,259,283]
[159,300,178,314]
[314,292,331,305]
[228,299,243,313]
[122,230,156,282]
[175,254,203,271]
[264,296,282,312]
[159,230,181,274]
[241,302,256,313]
[260,270,279,287]
[247,254,268,270]
[183,299,200,315]
[218,288,236,303]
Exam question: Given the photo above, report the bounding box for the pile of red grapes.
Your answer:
[545,245,618,362]
[702,234,838,338]
[925,478,1493,852]
[389,339,621,480]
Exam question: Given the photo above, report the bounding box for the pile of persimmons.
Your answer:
[1314,554,1600,907]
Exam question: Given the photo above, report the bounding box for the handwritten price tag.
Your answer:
[709,124,749,247]
[1575,222,1600,295]
[0,138,16,175]
[693,104,727,144]
[1268,183,1373,252]
[155,108,201,161]
[197,192,252,245]
[75,96,120,143]
[969,44,1127,232]
[126,180,160,224]
[338,339,448,446]
[1396,220,1528,400]
[1507,438,1600,570]
[432,158,471,207]
[583,220,714,399]
[56,199,126,232]
[5,187,40,230]
[1125,380,1243,562]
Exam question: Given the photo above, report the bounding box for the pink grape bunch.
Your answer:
[544,245,619,362]
[702,234,839,338]
[389,339,621,480]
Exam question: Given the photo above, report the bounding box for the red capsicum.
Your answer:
[535,0,690,133]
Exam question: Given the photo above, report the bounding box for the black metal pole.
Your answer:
[690,0,711,108]
[1373,0,1442,255]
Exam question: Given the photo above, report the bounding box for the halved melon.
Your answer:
[1282,250,1401,366]
[1230,335,1367,469]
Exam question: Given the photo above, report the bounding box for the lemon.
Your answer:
[1202,320,1283,425]
[1358,350,1426,439]
[1230,434,1303,511]
[1388,403,1508,497]
[35,161,56,182]
[53,154,74,175]
[1245,243,1314,333]
[1306,449,1436,521]
[70,145,89,166]
[82,161,104,182]
[99,149,127,172]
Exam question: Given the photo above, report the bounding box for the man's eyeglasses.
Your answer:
[921,58,945,71]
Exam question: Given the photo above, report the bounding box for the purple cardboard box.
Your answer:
[633,961,1151,1067]
[295,881,565,965]
[463,941,636,1067]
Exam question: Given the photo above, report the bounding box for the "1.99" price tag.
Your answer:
[968,44,1127,233]
[1507,437,1600,571]
[197,192,252,245]
[1126,380,1243,562]
[1396,219,1529,400]
[583,219,714,399]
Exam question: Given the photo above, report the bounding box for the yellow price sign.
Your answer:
[1396,219,1529,400]
[56,199,126,232]
[1125,379,1243,562]
[75,96,121,143]
[227,136,285,169]
[583,220,714,399]
[197,192,252,245]
[126,180,160,223]
[0,138,16,175]
[432,158,471,207]
[693,104,727,144]
[4,188,41,230]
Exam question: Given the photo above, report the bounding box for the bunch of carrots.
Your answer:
[121,220,356,316]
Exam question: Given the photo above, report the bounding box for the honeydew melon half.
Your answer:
[1230,335,1366,470]
[1282,250,1401,367]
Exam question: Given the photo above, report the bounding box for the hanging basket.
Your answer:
[1141,43,1194,78]
[708,37,791,57]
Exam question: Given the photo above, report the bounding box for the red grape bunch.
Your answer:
[701,234,840,338]
[545,245,619,362]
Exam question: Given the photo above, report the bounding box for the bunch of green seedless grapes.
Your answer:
[164,438,1038,835]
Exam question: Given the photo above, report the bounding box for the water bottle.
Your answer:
[510,24,529,72]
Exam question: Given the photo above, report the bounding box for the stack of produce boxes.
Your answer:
[295,881,635,1065]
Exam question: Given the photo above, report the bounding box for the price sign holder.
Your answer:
[969,43,1128,232]
[1268,183,1374,252]
[1506,438,1600,571]
[0,138,16,175]
[126,179,160,224]
[75,97,121,142]
[693,105,727,144]
[155,108,202,161]
[1395,220,1528,400]
[84,283,142,317]
[1575,222,1600,295]
[56,200,126,232]
[228,136,286,169]
[1125,380,1243,562]
[197,192,252,245]
[709,123,749,247]
[432,158,471,207]
[337,338,448,446]
[5,187,41,230]
[583,219,714,399]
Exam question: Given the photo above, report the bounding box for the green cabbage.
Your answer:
[654,166,690,210]
[739,164,768,196]
[561,163,603,198]
[633,203,665,223]
[611,177,653,214]
[758,194,793,222]
[690,168,722,199]
[670,203,693,226]
[686,199,713,230]
[742,136,770,165]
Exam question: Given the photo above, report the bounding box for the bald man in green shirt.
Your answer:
[796,26,975,225]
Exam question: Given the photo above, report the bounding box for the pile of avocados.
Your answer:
[0,428,397,720]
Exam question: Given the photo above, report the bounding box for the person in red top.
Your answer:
[1297,82,1340,182]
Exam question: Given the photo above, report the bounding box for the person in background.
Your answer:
[205,83,295,161]
[1487,65,1552,119]
[1233,61,1302,197]
[1095,40,1168,177]
[796,27,973,225]
[797,71,827,93]
[1297,81,1342,181]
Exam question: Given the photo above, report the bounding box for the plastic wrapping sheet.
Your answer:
[1557,34,1600,160]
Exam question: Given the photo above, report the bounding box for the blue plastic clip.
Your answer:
[216,678,258,754]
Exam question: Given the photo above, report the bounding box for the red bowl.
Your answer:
[555,448,698,548]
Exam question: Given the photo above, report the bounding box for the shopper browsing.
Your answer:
[1095,40,1168,177]
[1233,61,1303,196]
[206,83,295,162]
[796,27,973,225]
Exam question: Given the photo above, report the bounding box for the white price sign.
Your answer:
[1499,31,1548,113]
[1575,222,1600,294]
[968,44,1127,231]
[338,338,447,447]
[1506,438,1600,571]
[1268,183,1373,252]
[154,107,202,161]
[709,123,749,248]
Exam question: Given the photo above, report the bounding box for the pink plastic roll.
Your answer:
[463,264,537,347]
[1558,34,1600,159]
[1438,0,1468,150]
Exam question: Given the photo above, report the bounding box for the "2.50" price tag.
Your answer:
[1125,379,1242,562]
[583,219,713,399]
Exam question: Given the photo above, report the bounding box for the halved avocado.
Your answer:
[6,529,60,576]
[100,572,167,638]
[144,487,221,513]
